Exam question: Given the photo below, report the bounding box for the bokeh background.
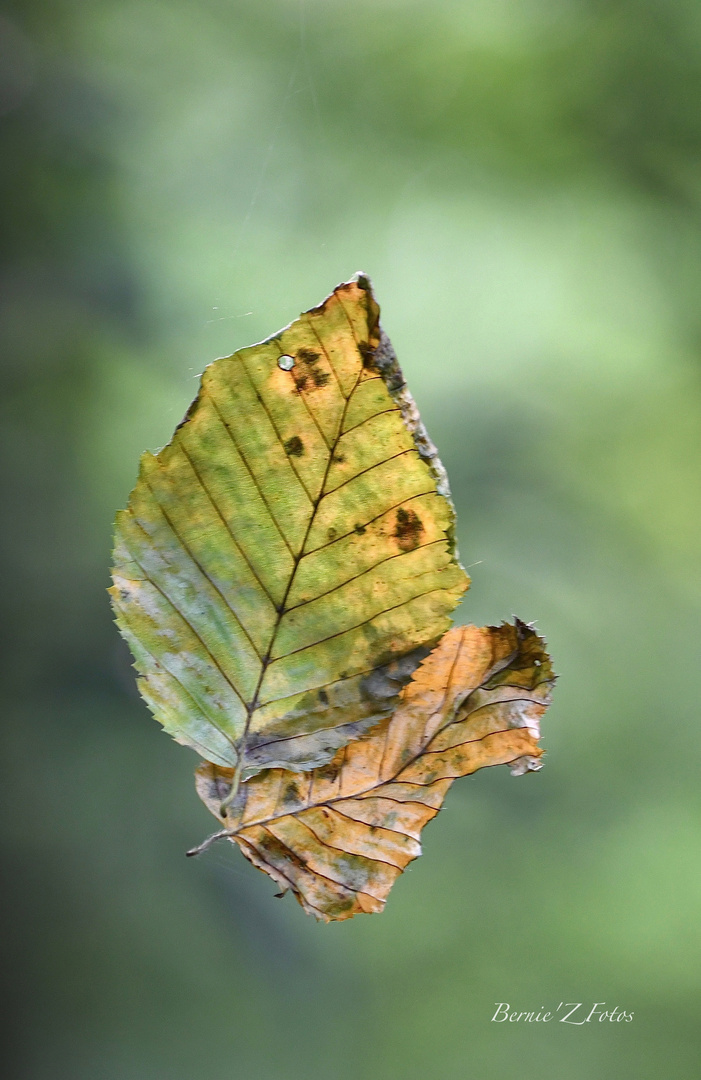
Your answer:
[2,1,701,1076]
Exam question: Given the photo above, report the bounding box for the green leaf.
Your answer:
[110,275,469,776]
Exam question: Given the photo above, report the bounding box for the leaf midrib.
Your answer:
[236,301,371,763]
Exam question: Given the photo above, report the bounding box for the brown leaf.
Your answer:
[194,620,554,921]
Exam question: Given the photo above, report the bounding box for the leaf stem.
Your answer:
[219,754,245,815]
[186,828,234,857]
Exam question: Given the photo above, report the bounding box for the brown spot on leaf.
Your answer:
[354,522,366,535]
[284,436,304,458]
[281,780,300,807]
[393,507,424,552]
[358,341,376,370]
[315,759,340,783]
[297,348,331,388]
[311,369,330,388]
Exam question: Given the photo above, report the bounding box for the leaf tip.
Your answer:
[509,755,544,776]
[350,270,372,292]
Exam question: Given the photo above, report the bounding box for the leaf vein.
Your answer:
[293,815,404,873]
[272,587,453,663]
[173,439,278,609]
[122,543,249,713]
[341,406,399,438]
[139,477,263,663]
[321,448,418,498]
[307,317,349,402]
[325,804,412,841]
[284,539,445,614]
[203,388,300,558]
[302,490,436,556]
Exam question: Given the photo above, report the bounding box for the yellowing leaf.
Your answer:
[110,276,468,777]
[194,621,554,922]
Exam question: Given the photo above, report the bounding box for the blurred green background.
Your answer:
[2,0,701,1076]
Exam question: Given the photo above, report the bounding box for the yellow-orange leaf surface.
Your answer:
[196,621,554,921]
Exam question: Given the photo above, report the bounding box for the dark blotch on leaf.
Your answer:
[282,780,300,806]
[393,507,424,552]
[358,341,376,370]
[210,774,233,804]
[257,831,306,871]
[358,644,430,704]
[354,522,366,535]
[297,348,331,388]
[316,760,341,783]
[318,688,329,705]
[332,896,356,914]
[284,436,304,457]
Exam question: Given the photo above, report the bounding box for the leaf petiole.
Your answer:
[185,828,235,857]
